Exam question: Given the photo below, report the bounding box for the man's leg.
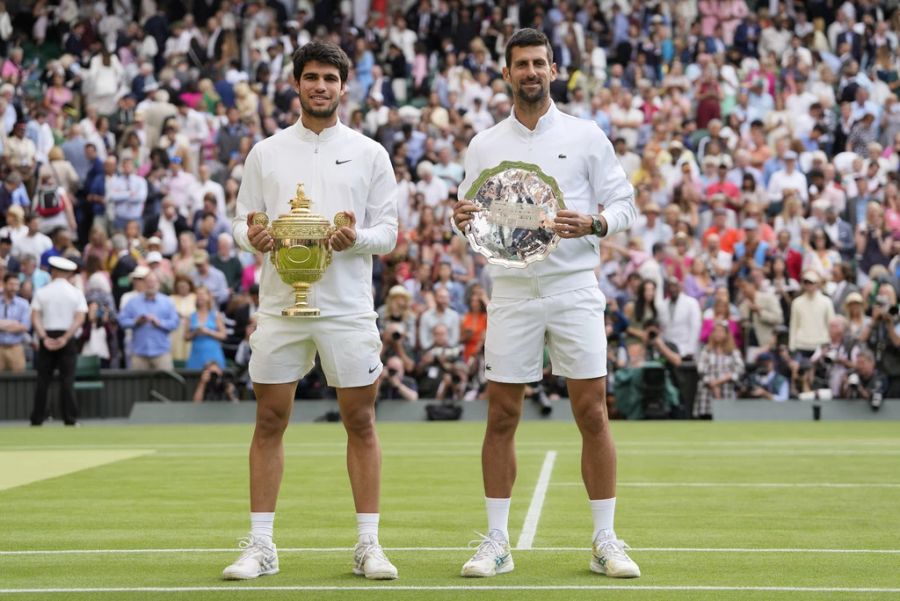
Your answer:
[567,377,616,502]
[223,380,296,580]
[58,340,79,425]
[249,382,297,513]
[30,342,57,425]
[482,381,525,500]
[568,376,640,578]
[461,381,524,578]
[336,381,398,580]
[336,382,380,514]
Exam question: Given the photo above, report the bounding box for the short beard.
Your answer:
[514,82,547,108]
[300,97,339,119]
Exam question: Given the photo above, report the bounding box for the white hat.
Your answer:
[146,251,163,264]
[783,150,798,160]
[147,236,162,246]
[131,265,151,280]
[48,256,78,272]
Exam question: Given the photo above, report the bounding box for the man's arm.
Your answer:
[351,148,398,255]
[758,293,784,326]
[156,299,182,332]
[232,147,266,253]
[588,129,637,236]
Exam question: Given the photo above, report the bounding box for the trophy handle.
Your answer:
[250,213,275,264]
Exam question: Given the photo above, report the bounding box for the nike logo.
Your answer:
[558,154,567,159]
[336,159,352,165]
[368,364,380,374]
[485,365,492,371]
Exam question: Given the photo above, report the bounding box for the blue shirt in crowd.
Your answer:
[118,293,180,358]
[0,294,31,346]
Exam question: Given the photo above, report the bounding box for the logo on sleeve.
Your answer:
[336,159,352,165]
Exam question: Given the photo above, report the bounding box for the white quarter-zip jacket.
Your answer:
[233,119,398,318]
[459,102,636,299]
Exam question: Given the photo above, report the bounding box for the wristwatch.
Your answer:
[590,215,606,237]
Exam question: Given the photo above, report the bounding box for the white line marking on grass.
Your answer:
[516,450,557,550]
[3,546,900,556]
[552,482,900,489]
[1,585,900,594]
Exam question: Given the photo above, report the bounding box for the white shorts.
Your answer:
[248,312,383,388]
[484,286,607,383]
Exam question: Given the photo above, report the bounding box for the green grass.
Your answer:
[1,420,899,600]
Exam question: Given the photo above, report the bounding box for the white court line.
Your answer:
[2,546,900,556]
[552,482,900,489]
[1,585,899,594]
[516,450,557,550]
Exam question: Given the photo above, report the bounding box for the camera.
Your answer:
[387,367,398,377]
[391,330,403,341]
[846,372,861,397]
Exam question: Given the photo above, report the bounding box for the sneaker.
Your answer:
[461,530,514,577]
[353,535,398,580]
[222,535,279,580]
[590,531,641,578]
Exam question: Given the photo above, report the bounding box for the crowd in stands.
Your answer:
[1,0,899,415]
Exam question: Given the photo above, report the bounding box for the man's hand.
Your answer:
[246,212,274,252]
[554,210,595,238]
[452,199,479,231]
[330,211,357,251]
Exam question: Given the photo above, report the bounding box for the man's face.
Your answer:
[144,274,160,295]
[3,277,19,297]
[85,145,97,161]
[104,158,117,176]
[857,355,874,377]
[296,60,344,119]
[504,44,555,108]
[435,288,449,309]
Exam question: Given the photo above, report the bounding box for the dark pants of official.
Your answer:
[31,331,78,426]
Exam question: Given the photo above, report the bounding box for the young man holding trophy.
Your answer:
[225,42,399,580]
[452,29,641,578]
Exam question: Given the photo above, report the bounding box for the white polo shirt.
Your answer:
[233,119,398,318]
[31,276,88,331]
[459,102,637,299]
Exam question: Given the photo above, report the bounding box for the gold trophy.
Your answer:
[252,184,350,317]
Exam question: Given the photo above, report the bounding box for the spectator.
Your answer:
[802,227,841,283]
[701,296,742,349]
[0,235,19,274]
[377,355,419,401]
[416,322,466,401]
[0,272,29,372]
[461,287,488,363]
[418,286,460,351]
[210,233,243,292]
[106,153,148,232]
[118,271,180,370]
[30,257,86,426]
[789,271,835,357]
[377,285,417,373]
[191,249,229,307]
[169,274,197,363]
[683,256,715,309]
[659,277,702,360]
[241,252,264,293]
[185,285,227,370]
[737,278,783,353]
[843,292,870,340]
[18,255,50,291]
[831,264,860,314]
[696,320,744,419]
[14,213,52,262]
[624,279,661,346]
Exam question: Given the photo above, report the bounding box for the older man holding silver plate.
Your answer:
[452,28,640,579]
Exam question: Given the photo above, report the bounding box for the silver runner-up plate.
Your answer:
[464,161,566,269]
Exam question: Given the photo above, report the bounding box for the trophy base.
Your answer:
[282,305,320,317]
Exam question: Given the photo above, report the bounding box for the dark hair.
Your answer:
[292,41,350,84]
[3,273,18,283]
[504,28,554,69]
[634,279,658,323]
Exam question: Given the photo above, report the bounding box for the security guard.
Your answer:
[30,256,87,426]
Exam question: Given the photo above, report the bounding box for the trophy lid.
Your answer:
[273,184,331,227]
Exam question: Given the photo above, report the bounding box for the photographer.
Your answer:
[416,323,467,401]
[808,316,857,398]
[377,285,417,373]
[859,295,900,397]
[193,359,238,403]
[377,356,419,401]
[842,349,888,411]
[745,352,789,401]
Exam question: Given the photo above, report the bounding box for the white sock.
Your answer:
[357,513,380,543]
[250,512,275,544]
[590,497,616,542]
[485,497,511,541]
